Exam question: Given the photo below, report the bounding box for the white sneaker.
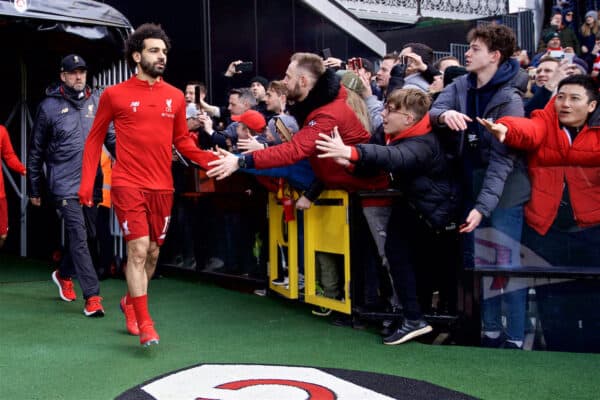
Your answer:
[271,276,289,286]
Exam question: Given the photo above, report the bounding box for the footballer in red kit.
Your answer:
[79,23,217,347]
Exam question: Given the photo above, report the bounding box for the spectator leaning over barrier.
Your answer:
[478,74,600,267]
[430,24,531,350]
[315,88,460,345]
[207,52,390,315]
[207,52,388,191]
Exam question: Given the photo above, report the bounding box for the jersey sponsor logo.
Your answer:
[130,101,140,113]
[117,363,475,400]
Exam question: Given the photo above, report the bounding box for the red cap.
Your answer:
[231,110,266,133]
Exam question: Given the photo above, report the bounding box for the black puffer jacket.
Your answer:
[28,84,115,202]
[354,114,460,229]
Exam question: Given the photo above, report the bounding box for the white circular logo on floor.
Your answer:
[117,363,476,400]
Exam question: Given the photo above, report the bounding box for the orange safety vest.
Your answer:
[99,148,112,208]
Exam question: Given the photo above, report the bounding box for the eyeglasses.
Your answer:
[384,106,412,118]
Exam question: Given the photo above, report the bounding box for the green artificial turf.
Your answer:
[1,255,599,399]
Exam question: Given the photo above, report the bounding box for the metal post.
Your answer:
[19,58,27,256]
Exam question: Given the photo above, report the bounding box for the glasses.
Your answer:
[384,106,412,118]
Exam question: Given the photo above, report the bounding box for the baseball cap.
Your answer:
[61,54,87,72]
[336,70,365,94]
[231,109,266,133]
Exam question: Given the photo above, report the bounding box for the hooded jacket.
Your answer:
[246,69,388,191]
[28,84,115,202]
[353,114,459,228]
[430,59,530,217]
[498,97,600,234]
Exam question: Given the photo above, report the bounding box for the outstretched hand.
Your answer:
[315,126,351,159]
[476,117,508,143]
[206,147,239,180]
[440,110,472,131]
[237,136,264,153]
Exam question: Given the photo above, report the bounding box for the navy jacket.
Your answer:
[430,59,530,217]
[28,84,115,202]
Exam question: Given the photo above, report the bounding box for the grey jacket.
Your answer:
[430,74,530,217]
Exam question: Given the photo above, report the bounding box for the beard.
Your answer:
[286,81,303,103]
[140,57,165,78]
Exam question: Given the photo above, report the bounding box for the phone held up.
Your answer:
[235,61,253,73]
[347,57,363,70]
[320,48,332,59]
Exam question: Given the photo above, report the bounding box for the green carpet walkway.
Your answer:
[1,255,599,399]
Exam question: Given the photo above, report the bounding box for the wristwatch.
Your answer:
[237,155,247,169]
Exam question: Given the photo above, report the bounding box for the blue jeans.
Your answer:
[474,206,527,341]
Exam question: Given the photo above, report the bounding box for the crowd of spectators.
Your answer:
[13,6,600,349]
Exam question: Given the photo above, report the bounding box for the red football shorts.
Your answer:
[111,187,173,246]
[0,197,7,236]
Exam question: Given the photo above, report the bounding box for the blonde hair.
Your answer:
[345,89,371,133]
[267,80,288,96]
[582,19,600,37]
[290,52,326,80]
[386,88,431,121]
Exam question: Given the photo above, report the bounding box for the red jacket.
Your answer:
[498,98,600,235]
[251,85,388,192]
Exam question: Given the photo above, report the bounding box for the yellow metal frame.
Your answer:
[268,193,300,299]
[303,190,351,314]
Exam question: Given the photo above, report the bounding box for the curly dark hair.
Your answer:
[467,24,516,65]
[124,23,171,70]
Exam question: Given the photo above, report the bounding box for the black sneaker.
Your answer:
[502,340,523,350]
[481,333,505,348]
[383,318,432,345]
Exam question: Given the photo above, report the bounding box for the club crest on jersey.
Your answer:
[13,0,28,13]
[60,107,69,114]
[86,104,95,118]
[308,120,317,127]
[165,99,173,113]
[130,101,140,113]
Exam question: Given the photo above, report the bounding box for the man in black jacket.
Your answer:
[28,54,114,317]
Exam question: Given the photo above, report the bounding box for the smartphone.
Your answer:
[321,48,332,59]
[355,57,363,69]
[194,85,201,104]
[235,61,253,73]
[549,50,565,59]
